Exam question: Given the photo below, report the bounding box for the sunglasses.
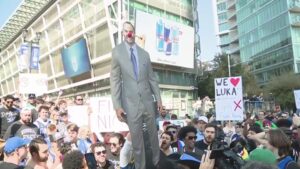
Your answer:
[96,150,106,155]
[6,101,13,104]
[76,99,83,101]
[187,136,197,140]
[109,143,117,147]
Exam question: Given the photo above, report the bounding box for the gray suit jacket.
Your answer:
[110,42,161,115]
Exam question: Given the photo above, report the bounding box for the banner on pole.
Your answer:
[215,76,243,121]
[18,43,30,71]
[30,44,40,70]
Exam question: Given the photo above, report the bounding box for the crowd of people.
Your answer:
[0,93,299,169]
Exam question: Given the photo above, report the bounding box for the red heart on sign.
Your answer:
[230,78,240,87]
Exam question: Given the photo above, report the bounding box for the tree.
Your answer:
[198,53,261,98]
[265,72,300,111]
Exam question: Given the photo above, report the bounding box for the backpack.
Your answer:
[278,156,297,169]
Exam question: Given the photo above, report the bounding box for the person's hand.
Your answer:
[157,101,163,112]
[116,108,126,122]
[200,150,215,169]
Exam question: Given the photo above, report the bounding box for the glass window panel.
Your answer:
[47,21,63,47]
[81,0,105,27]
[56,76,69,88]
[40,56,52,77]
[52,50,64,74]
[62,6,82,39]
[86,24,112,60]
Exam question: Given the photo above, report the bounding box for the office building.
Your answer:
[0,0,200,116]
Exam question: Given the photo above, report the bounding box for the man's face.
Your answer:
[5,98,14,109]
[75,96,84,105]
[94,146,107,163]
[60,114,69,123]
[39,108,49,121]
[122,23,135,45]
[28,98,35,104]
[109,137,121,155]
[160,133,172,150]
[258,111,265,121]
[21,110,32,124]
[204,127,216,144]
[197,120,207,132]
[16,145,28,160]
[184,132,197,150]
[68,130,78,143]
[36,144,49,162]
[160,107,167,117]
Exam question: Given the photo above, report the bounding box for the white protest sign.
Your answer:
[294,90,300,109]
[158,120,187,131]
[19,73,48,95]
[89,97,129,133]
[215,76,243,121]
[68,105,89,127]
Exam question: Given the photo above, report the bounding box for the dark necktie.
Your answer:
[130,47,138,80]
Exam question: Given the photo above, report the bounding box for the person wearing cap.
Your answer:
[4,108,39,141]
[0,95,20,138]
[195,116,208,142]
[0,136,29,169]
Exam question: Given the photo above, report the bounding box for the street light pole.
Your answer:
[227,52,231,77]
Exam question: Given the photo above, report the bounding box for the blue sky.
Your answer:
[0,0,22,29]
[0,0,218,61]
[197,0,219,61]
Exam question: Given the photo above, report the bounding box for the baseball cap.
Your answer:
[4,137,30,154]
[28,93,36,99]
[198,116,208,123]
[247,148,276,165]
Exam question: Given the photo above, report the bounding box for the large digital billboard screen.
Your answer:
[61,38,91,78]
[135,10,194,69]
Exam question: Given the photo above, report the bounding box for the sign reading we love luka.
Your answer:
[215,76,243,121]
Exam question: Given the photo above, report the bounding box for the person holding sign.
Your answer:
[110,21,163,169]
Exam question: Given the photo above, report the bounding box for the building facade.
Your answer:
[216,0,300,85]
[0,0,200,117]
[215,0,240,63]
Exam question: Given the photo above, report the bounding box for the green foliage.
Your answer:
[198,53,261,98]
[265,72,300,111]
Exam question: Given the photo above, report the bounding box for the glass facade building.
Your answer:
[0,0,200,117]
[216,0,240,62]
[216,0,300,84]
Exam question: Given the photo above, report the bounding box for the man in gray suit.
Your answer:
[110,21,162,169]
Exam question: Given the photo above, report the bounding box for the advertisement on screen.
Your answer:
[61,38,91,78]
[135,10,194,69]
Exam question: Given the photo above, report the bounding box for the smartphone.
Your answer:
[84,153,97,169]
[121,112,127,122]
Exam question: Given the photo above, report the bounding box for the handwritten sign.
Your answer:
[89,97,129,133]
[68,105,89,127]
[19,73,48,95]
[294,90,300,109]
[215,76,243,121]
